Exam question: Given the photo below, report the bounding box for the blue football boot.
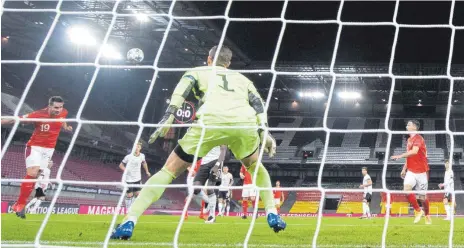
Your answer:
[267,213,286,233]
[110,221,134,240]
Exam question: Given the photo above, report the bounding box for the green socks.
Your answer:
[248,162,278,215]
[125,167,175,223]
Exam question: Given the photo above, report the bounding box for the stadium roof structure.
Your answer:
[1,0,251,67]
[1,0,464,121]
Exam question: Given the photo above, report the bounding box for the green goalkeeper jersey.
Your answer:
[169,66,267,125]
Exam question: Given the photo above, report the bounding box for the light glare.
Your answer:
[299,91,325,98]
[136,13,149,22]
[101,44,122,59]
[338,91,361,99]
[67,26,96,46]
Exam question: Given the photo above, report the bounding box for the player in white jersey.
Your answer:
[359,167,372,219]
[119,142,151,210]
[439,160,455,220]
[218,166,233,217]
[25,160,53,215]
[185,145,227,222]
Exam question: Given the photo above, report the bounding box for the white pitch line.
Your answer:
[2,241,463,248]
[17,219,445,227]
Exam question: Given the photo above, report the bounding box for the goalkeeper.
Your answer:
[111,45,286,240]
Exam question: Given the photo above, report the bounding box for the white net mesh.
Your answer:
[1,0,464,247]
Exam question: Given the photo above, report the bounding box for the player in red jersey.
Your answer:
[240,164,255,219]
[273,180,284,214]
[1,96,72,218]
[391,120,431,224]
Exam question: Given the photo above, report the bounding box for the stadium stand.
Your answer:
[336,193,364,214]
[289,191,321,214]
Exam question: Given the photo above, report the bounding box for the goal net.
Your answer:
[1,0,463,248]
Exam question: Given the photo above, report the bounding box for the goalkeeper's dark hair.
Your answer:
[407,119,420,130]
[49,96,64,105]
[209,45,232,67]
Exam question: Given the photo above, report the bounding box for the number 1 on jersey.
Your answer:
[219,75,234,92]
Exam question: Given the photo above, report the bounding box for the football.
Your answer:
[127,48,144,63]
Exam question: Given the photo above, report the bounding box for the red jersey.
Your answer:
[406,134,428,173]
[22,108,68,148]
[240,165,252,185]
[273,188,282,199]
[193,159,202,173]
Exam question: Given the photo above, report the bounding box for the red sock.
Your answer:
[200,200,205,217]
[184,198,188,218]
[17,175,35,205]
[424,199,430,216]
[242,200,248,216]
[407,194,421,212]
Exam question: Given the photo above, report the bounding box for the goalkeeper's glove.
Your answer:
[209,161,222,182]
[257,113,276,158]
[259,130,276,158]
[148,107,176,144]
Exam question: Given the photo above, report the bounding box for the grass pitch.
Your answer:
[1,214,464,247]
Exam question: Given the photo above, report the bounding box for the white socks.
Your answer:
[31,199,42,213]
[362,202,371,217]
[26,198,42,213]
[218,202,224,215]
[125,196,133,210]
[125,196,137,211]
[26,198,38,211]
[445,204,450,218]
[208,193,216,217]
[226,205,230,216]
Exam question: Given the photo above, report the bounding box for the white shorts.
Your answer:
[242,188,256,198]
[274,198,281,206]
[25,146,54,169]
[404,171,428,195]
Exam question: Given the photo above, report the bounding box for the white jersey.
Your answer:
[444,170,454,192]
[363,174,372,195]
[202,146,220,164]
[219,172,233,191]
[122,153,146,183]
[35,168,51,190]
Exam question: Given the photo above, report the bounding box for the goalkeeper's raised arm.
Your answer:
[148,71,199,143]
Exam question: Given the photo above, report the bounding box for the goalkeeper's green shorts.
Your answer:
[178,123,260,160]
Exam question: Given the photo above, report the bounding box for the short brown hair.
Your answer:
[362,167,368,171]
[209,45,232,66]
[49,96,64,105]
[408,119,420,130]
